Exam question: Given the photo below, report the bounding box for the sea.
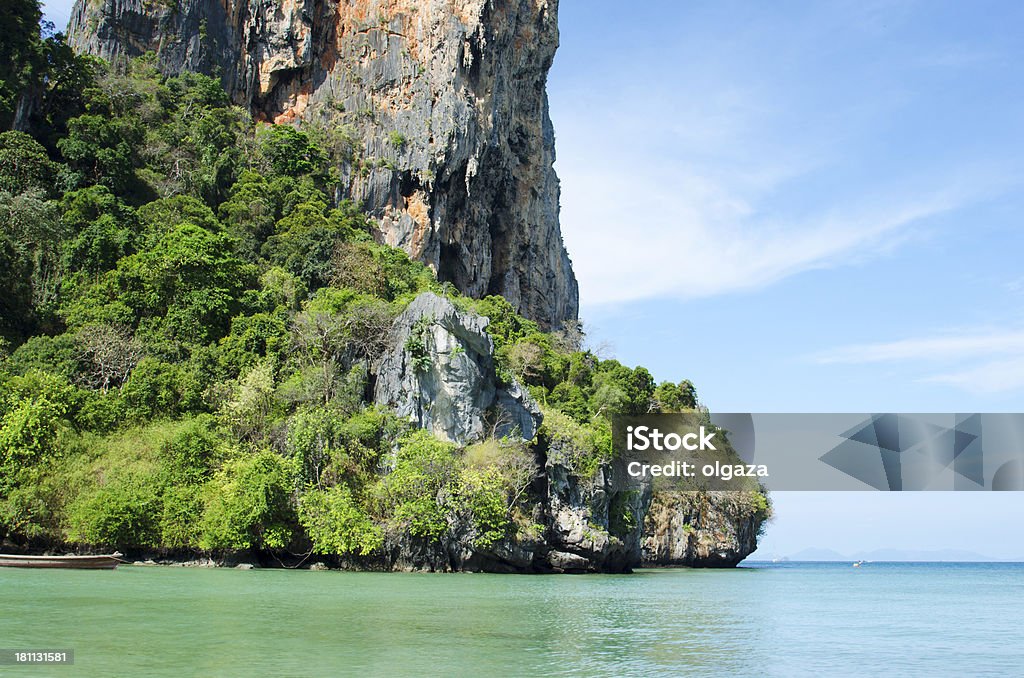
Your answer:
[2,561,1022,676]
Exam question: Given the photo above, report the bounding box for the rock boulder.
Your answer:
[373,292,540,445]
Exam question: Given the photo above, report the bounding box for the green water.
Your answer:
[2,562,1023,676]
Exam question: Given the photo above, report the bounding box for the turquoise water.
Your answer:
[2,562,1023,676]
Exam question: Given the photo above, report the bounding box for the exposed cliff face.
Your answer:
[641,491,768,568]
[373,292,540,444]
[543,460,651,573]
[68,0,578,328]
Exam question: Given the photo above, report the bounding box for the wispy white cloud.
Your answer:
[551,1,1021,311]
[814,328,1024,394]
[913,44,999,69]
[554,34,1024,308]
[923,358,1024,395]
[814,330,1024,364]
[1005,277,1024,295]
[558,150,994,306]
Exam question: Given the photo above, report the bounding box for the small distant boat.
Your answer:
[0,553,123,570]
[852,560,864,568]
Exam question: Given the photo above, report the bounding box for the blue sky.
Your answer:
[42,0,71,31]
[550,0,1024,412]
[43,0,1024,558]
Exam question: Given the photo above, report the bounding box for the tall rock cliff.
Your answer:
[67,0,578,328]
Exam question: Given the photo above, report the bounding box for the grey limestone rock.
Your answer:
[373,292,540,445]
[67,0,579,329]
[544,458,653,573]
[641,490,767,568]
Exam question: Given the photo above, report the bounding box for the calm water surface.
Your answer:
[2,562,1022,676]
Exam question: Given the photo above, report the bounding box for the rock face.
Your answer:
[351,460,653,574]
[371,294,769,572]
[67,0,579,328]
[641,491,767,568]
[373,292,540,444]
[367,292,648,572]
[369,293,764,573]
[543,459,651,573]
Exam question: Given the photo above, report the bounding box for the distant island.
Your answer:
[753,548,1023,562]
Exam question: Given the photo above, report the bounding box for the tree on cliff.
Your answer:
[1,0,94,140]
[0,0,43,129]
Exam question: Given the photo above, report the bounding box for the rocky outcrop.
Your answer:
[543,460,651,573]
[373,292,540,444]
[369,293,764,572]
[67,0,579,328]
[334,461,652,574]
[641,490,769,568]
[369,293,652,572]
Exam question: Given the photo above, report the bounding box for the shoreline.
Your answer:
[0,545,756,572]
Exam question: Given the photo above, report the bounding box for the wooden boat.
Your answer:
[0,553,123,570]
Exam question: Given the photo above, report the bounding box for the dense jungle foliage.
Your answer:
[0,4,737,556]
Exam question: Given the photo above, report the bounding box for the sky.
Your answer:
[41,0,1024,559]
[546,0,1024,559]
[41,0,71,31]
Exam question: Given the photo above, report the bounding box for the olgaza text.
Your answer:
[626,461,770,480]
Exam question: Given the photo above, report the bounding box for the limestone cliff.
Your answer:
[641,491,768,568]
[67,0,578,328]
[359,292,763,573]
[373,292,540,444]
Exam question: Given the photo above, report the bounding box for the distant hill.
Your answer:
[851,548,1007,562]
[752,547,1022,562]
[785,548,849,561]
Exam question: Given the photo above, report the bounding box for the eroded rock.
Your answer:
[641,490,768,568]
[544,459,652,573]
[373,292,540,445]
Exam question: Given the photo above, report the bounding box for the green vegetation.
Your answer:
[387,130,406,149]
[299,485,382,556]
[609,490,639,536]
[0,13,763,559]
[1,1,93,142]
[404,317,433,373]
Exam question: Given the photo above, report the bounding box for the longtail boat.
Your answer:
[0,553,123,569]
